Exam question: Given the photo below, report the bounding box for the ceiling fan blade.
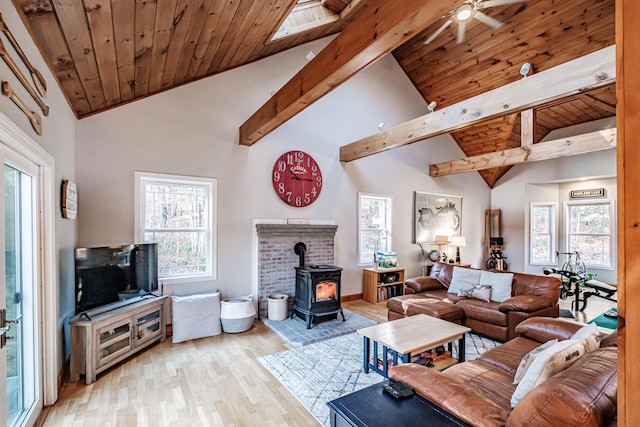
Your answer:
[457,19,467,44]
[477,0,527,9]
[474,11,504,29]
[424,18,454,44]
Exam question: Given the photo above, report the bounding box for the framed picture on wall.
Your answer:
[414,192,462,243]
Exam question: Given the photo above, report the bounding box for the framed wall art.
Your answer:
[414,192,462,243]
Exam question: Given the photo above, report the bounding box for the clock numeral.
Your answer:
[316,176,322,187]
[295,196,303,207]
[287,151,305,164]
[311,165,318,175]
[273,171,280,182]
[278,160,286,172]
[286,191,292,203]
[304,193,311,205]
[311,187,317,197]
[278,183,285,194]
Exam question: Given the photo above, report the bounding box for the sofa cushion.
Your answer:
[510,339,588,407]
[459,284,492,302]
[507,348,618,427]
[477,336,541,375]
[480,270,514,302]
[448,266,482,294]
[457,299,507,326]
[404,276,445,293]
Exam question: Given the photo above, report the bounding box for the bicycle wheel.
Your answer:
[486,258,497,270]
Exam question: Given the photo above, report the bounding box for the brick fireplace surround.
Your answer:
[256,224,338,319]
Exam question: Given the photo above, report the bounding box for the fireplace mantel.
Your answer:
[256,224,338,236]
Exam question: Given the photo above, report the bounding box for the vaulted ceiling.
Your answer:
[11,0,615,187]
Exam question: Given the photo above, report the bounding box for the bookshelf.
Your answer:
[363,267,405,304]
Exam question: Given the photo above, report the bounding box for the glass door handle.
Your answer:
[5,313,23,324]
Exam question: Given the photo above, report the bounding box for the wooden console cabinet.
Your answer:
[363,267,405,304]
[69,295,168,384]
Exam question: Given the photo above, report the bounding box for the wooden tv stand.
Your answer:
[69,295,168,384]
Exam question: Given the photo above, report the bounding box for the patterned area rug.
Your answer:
[262,309,377,346]
[259,331,499,426]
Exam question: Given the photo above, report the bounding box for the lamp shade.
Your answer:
[450,236,466,247]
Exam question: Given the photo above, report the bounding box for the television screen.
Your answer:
[75,243,158,314]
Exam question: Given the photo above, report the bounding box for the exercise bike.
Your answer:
[543,267,617,312]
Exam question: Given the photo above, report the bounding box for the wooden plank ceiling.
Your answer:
[12,0,616,187]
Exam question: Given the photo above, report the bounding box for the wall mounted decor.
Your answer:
[272,150,322,207]
[414,192,462,243]
[2,81,41,135]
[62,180,77,219]
[0,13,47,97]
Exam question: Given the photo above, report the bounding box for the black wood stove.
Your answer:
[291,242,344,329]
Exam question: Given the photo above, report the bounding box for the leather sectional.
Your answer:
[389,317,618,426]
[387,262,561,341]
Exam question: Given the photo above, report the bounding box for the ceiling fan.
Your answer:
[424,0,529,45]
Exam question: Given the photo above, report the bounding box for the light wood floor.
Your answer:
[38,301,388,427]
[38,296,612,426]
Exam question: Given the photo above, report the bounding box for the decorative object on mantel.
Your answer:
[272,150,322,207]
[2,81,41,135]
[287,218,311,224]
[0,37,49,117]
[61,180,77,219]
[0,13,47,97]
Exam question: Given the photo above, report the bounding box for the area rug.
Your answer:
[262,309,376,346]
[258,331,499,426]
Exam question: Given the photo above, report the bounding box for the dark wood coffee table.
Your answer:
[327,380,470,427]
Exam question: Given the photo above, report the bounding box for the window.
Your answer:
[565,200,615,269]
[135,172,217,283]
[529,203,557,265]
[358,193,393,265]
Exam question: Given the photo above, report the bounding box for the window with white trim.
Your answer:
[358,193,393,265]
[564,200,615,269]
[529,202,557,265]
[135,172,217,283]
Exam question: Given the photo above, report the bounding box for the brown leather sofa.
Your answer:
[387,262,560,341]
[389,317,618,427]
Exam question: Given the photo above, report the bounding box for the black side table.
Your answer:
[327,380,470,427]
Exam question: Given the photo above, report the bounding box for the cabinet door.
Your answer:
[96,318,133,368]
[135,305,162,346]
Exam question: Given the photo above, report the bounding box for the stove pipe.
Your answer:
[294,242,307,267]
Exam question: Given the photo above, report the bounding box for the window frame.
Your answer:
[357,192,393,266]
[563,199,615,270]
[529,202,558,265]
[135,171,218,284]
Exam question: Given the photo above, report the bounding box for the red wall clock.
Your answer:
[272,150,322,207]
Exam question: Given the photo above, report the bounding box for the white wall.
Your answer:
[0,4,78,380]
[492,149,616,280]
[77,36,491,301]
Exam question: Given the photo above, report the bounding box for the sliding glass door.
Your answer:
[1,144,41,427]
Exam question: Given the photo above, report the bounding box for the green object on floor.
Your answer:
[588,311,617,330]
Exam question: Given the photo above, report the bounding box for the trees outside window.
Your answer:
[358,193,393,265]
[135,172,217,283]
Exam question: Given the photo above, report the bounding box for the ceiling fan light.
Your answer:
[455,5,473,21]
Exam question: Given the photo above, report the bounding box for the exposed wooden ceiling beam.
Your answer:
[429,128,617,177]
[239,0,459,146]
[340,45,616,162]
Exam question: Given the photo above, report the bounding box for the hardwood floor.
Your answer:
[39,296,612,426]
[38,301,388,427]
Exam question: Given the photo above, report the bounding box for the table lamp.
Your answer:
[450,236,466,263]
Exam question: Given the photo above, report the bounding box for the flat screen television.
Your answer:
[74,243,158,314]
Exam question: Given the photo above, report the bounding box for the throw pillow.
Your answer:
[513,339,558,385]
[510,339,587,407]
[448,266,481,295]
[479,270,514,302]
[458,284,492,303]
[171,291,222,343]
[571,323,601,352]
